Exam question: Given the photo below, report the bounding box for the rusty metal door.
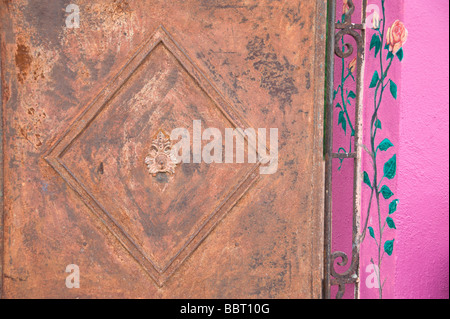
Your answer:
[0,0,326,298]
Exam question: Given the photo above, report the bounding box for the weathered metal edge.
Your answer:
[309,0,328,299]
[323,0,336,300]
[0,29,4,300]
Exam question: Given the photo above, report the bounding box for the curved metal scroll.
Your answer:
[325,0,368,299]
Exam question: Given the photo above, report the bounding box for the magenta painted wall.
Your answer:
[393,0,449,299]
[332,0,449,299]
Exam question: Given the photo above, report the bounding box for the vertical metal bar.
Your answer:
[0,33,4,299]
[323,0,336,300]
[352,0,368,299]
[327,0,368,299]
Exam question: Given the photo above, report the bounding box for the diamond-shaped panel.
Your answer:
[45,26,260,286]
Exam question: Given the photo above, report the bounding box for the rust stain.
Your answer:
[113,0,130,14]
[15,43,32,84]
[18,107,46,148]
[246,35,299,111]
[2,0,11,10]
[2,82,10,103]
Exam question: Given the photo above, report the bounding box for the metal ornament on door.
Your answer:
[145,130,177,177]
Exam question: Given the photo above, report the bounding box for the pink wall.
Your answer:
[333,0,449,299]
[394,0,449,299]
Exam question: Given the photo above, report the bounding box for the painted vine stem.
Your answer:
[361,0,406,299]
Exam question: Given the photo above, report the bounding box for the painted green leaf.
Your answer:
[384,239,395,256]
[348,91,356,99]
[384,154,397,180]
[386,217,397,229]
[375,119,382,130]
[389,199,400,214]
[336,103,342,109]
[370,34,379,50]
[333,90,338,100]
[378,138,394,151]
[390,80,398,99]
[385,43,390,50]
[387,51,394,60]
[370,34,381,58]
[369,227,376,239]
[396,48,404,61]
[380,185,394,199]
[342,121,347,134]
[370,71,380,88]
[364,171,372,189]
[338,111,347,134]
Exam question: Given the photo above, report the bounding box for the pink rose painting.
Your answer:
[386,20,409,54]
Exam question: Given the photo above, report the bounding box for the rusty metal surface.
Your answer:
[0,22,4,300]
[1,0,326,298]
[324,0,367,299]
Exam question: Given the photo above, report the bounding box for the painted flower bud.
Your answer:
[349,57,357,74]
[343,0,350,14]
[372,11,380,29]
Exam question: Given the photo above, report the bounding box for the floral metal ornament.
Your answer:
[145,130,177,176]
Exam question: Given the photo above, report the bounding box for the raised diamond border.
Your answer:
[44,25,261,287]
